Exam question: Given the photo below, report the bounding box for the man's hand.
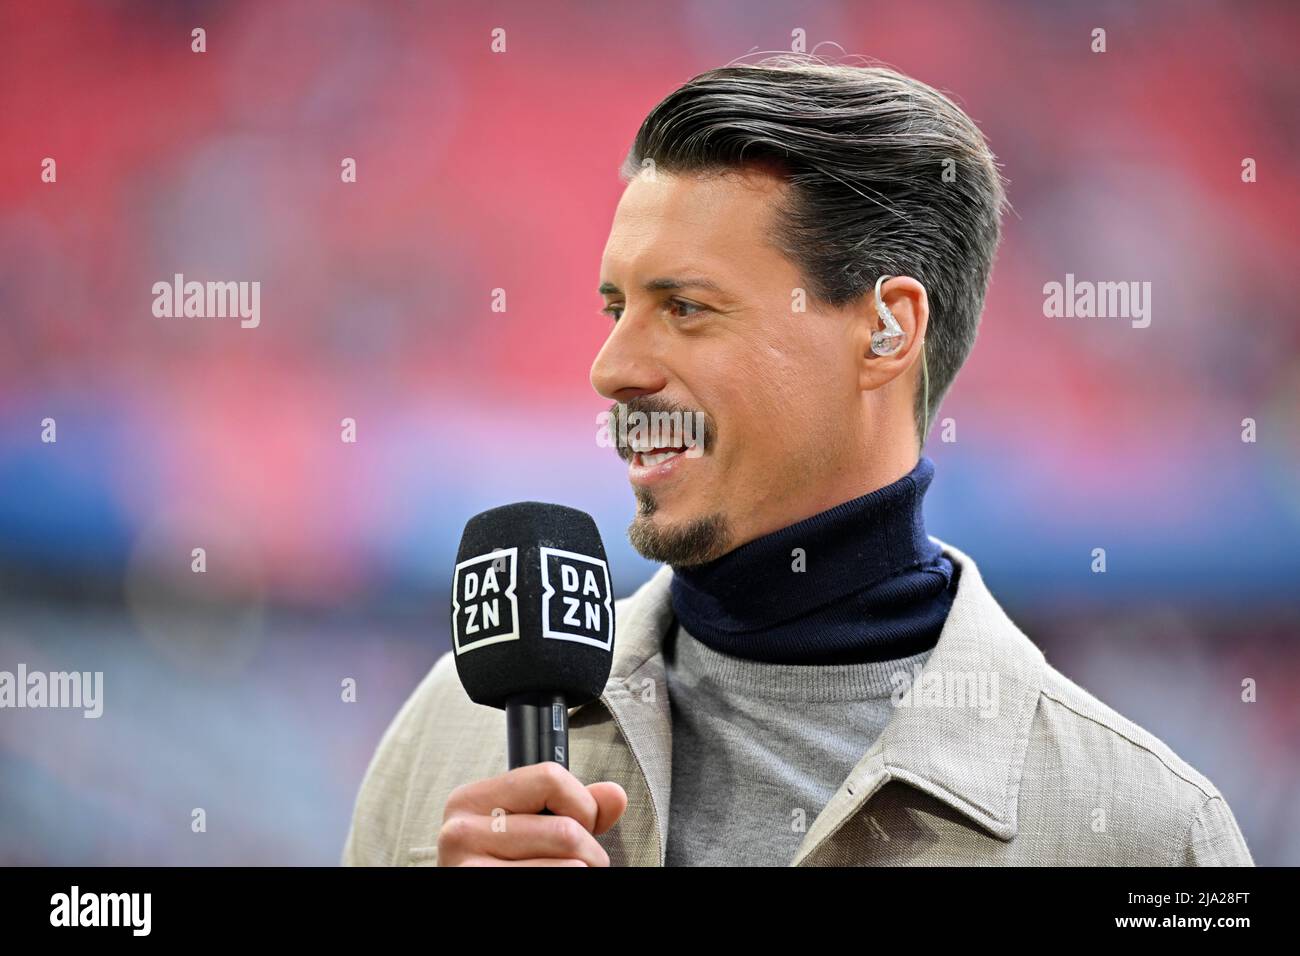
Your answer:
[437,761,628,866]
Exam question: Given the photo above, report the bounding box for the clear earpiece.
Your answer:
[871,274,906,356]
[871,327,905,356]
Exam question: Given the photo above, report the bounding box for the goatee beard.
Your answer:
[626,487,730,567]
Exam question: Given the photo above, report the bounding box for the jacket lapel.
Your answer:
[790,538,1044,865]
[571,565,676,865]
[568,539,1044,868]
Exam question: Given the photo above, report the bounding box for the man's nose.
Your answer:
[589,316,668,401]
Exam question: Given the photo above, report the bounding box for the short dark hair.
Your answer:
[621,54,1009,442]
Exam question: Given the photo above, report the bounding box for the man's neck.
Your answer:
[667,455,956,665]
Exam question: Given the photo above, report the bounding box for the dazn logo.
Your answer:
[452,548,519,653]
[540,547,613,650]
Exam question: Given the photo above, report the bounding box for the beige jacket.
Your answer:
[342,539,1254,866]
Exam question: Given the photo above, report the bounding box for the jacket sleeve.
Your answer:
[341,654,452,866]
[1182,794,1254,866]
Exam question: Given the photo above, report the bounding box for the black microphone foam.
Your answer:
[450,502,616,710]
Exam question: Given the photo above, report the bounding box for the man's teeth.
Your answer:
[639,448,682,466]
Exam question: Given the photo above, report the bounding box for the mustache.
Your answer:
[607,398,716,462]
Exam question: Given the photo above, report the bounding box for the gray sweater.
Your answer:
[663,620,934,866]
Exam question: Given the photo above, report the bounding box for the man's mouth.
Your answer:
[626,442,698,486]
[634,447,686,467]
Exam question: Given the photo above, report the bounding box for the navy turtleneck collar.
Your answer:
[668,456,957,665]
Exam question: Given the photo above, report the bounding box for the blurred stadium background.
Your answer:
[1,0,1297,864]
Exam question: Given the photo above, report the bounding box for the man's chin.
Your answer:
[626,504,730,568]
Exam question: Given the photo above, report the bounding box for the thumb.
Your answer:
[586,781,628,835]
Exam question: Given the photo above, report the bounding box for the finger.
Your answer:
[442,812,611,867]
[586,782,629,835]
[445,761,600,832]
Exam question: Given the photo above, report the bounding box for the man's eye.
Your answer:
[601,299,705,324]
[667,298,706,319]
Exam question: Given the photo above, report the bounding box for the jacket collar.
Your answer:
[861,537,1044,841]
[574,538,1044,864]
[587,564,678,863]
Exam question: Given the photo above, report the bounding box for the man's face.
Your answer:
[591,168,864,566]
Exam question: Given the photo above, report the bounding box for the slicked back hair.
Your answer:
[621,55,1009,442]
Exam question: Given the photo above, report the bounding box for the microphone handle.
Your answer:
[505,692,569,816]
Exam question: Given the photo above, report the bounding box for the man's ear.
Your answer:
[856,275,930,393]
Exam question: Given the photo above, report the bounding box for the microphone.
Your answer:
[450,502,616,780]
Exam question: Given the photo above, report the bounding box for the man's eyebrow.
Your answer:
[598,276,730,297]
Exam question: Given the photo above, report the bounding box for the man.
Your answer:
[343,56,1253,866]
